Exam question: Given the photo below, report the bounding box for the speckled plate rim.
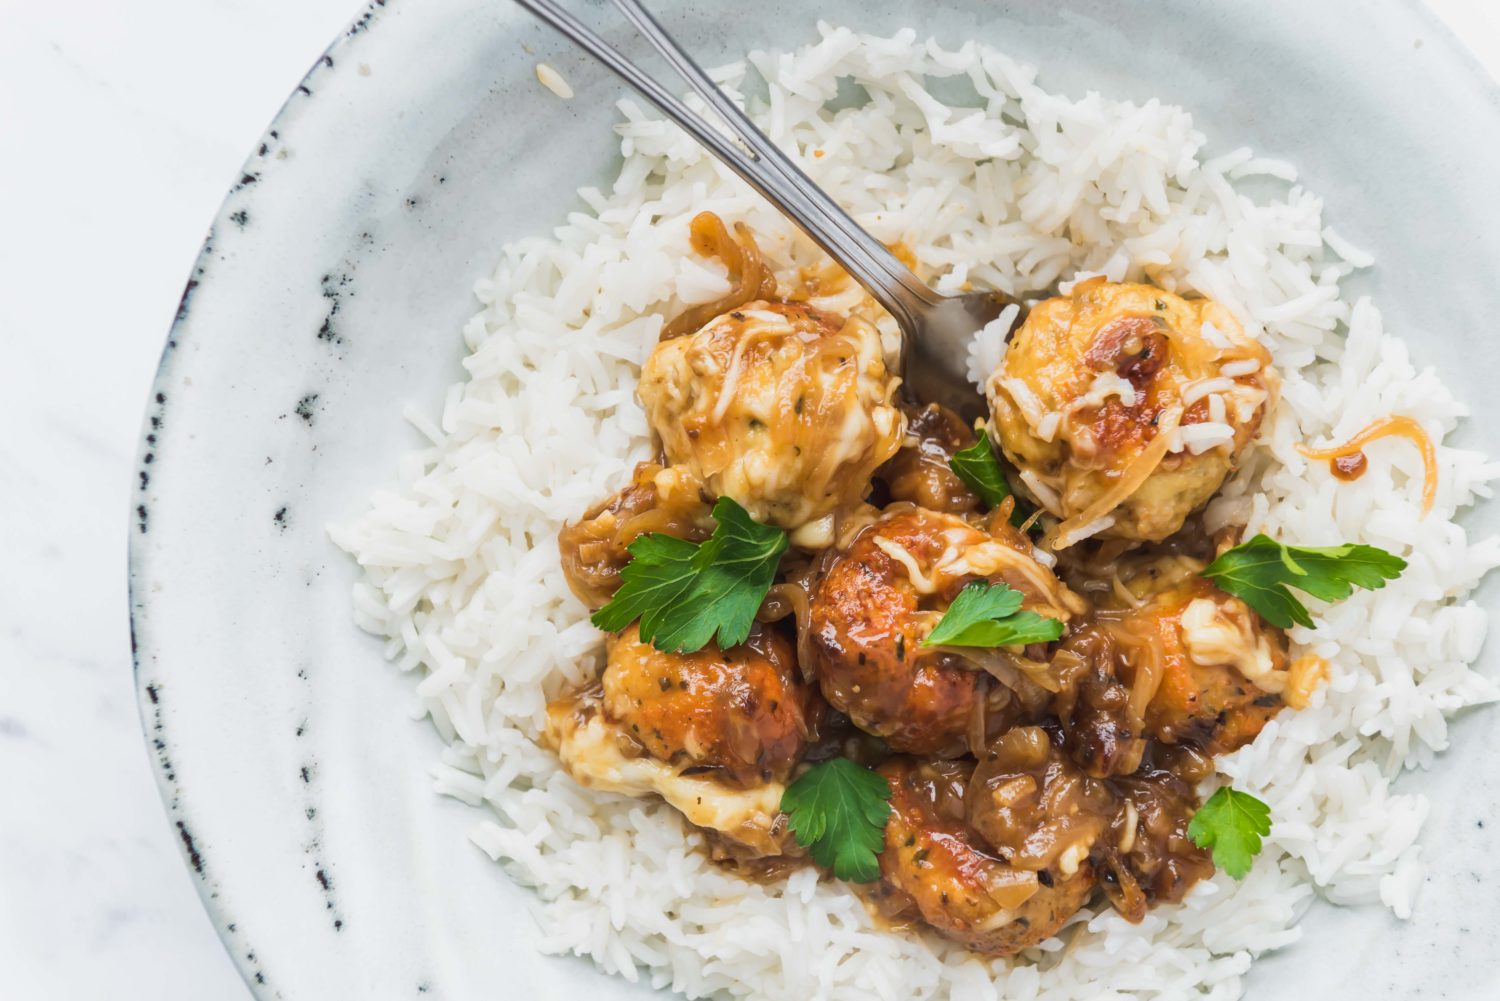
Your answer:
[129,1,1500,997]
[129,2,396,992]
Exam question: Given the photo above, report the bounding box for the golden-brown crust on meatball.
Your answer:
[639,300,904,543]
[808,508,1082,756]
[1057,557,1287,760]
[987,280,1276,545]
[876,757,1097,956]
[602,623,822,787]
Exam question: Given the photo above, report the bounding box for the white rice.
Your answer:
[329,22,1500,1000]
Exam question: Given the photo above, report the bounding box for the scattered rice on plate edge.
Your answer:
[329,22,1500,1001]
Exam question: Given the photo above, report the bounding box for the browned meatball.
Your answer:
[639,299,904,543]
[602,623,822,787]
[964,726,1116,875]
[544,692,797,858]
[875,757,1097,956]
[986,279,1276,546]
[558,462,713,607]
[876,403,983,514]
[1114,568,1285,755]
[1055,556,1286,764]
[808,507,1083,756]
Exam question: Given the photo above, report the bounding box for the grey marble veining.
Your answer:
[3,2,1500,1000]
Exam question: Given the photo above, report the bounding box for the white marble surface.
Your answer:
[2,1,1499,999]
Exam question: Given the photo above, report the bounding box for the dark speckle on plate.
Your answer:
[294,394,321,425]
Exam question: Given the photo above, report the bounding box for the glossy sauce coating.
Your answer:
[876,403,983,514]
[964,725,1116,874]
[987,279,1275,545]
[1100,746,1216,919]
[807,507,1081,756]
[873,757,1098,956]
[1332,452,1368,481]
[1060,557,1287,758]
[602,623,822,787]
[558,462,713,608]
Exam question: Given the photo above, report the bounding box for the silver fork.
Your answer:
[513,0,1017,420]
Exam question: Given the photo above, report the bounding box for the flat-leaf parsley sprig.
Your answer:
[1200,534,1406,630]
[591,496,787,653]
[921,580,1064,649]
[780,758,892,882]
[949,436,1014,510]
[1187,786,1272,879]
[949,434,1034,529]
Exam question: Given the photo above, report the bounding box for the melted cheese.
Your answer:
[544,702,790,856]
[639,303,904,538]
[985,281,1276,544]
[1179,597,1288,694]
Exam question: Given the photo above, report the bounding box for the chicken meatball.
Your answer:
[808,507,1086,756]
[638,300,905,545]
[874,757,1097,956]
[545,694,797,858]
[986,279,1275,546]
[601,623,821,787]
[1059,555,1287,759]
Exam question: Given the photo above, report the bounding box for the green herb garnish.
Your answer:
[780,758,892,882]
[1199,534,1406,630]
[949,435,1035,530]
[1187,786,1272,879]
[950,436,1013,509]
[921,580,1063,649]
[591,496,787,653]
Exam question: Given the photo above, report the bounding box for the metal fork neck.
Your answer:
[512,0,941,327]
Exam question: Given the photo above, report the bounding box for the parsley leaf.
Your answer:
[589,534,699,636]
[780,758,892,882]
[921,580,1064,648]
[1200,534,1406,629]
[591,496,788,653]
[950,436,1013,509]
[1186,786,1271,879]
[949,435,1035,530]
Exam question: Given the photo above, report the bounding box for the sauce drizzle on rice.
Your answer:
[1297,415,1438,515]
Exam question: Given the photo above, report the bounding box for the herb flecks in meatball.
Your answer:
[809,506,1084,756]
[602,623,821,787]
[987,279,1276,546]
[875,757,1097,956]
[639,301,905,544]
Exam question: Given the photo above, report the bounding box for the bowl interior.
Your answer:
[132,0,1500,997]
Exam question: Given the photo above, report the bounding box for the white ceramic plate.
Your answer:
[131,1,1500,996]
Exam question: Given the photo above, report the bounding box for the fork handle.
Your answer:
[512,0,940,331]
